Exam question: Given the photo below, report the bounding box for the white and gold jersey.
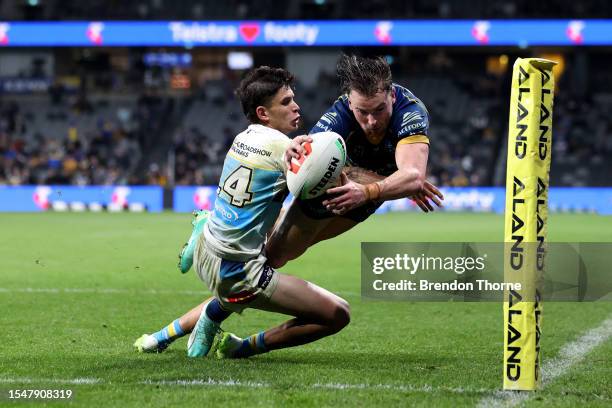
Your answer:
[204,124,290,261]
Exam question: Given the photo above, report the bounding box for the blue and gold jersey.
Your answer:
[310,83,430,176]
[204,124,290,261]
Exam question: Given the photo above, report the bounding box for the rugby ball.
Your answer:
[287,131,347,200]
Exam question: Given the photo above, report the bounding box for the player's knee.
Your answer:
[328,299,351,333]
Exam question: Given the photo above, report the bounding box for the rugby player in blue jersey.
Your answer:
[135,55,442,356]
[266,54,442,268]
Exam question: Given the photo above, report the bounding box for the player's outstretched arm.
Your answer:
[324,143,443,214]
[343,165,442,212]
[343,166,384,184]
[377,142,429,199]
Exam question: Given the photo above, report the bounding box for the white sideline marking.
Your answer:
[477,315,612,408]
[0,376,487,394]
[313,382,488,394]
[0,377,101,385]
[140,378,267,388]
[2,318,609,402]
[140,378,489,394]
[144,379,486,393]
[0,377,475,393]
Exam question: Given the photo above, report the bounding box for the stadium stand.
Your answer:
[1,0,610,188]
[0,93,143,185]
[2,58,611,187]
[3,0,609,20]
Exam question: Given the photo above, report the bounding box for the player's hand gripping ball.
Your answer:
[287,131,347,200]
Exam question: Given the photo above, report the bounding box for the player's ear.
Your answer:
[346,97,354,112]
[256,105,269,123]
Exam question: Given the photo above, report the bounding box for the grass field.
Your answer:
[0,212,610,407]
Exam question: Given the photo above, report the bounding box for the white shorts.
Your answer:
[194,233,279,313]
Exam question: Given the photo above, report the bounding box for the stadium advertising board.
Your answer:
[0,20,611,47]
[173,186,218,213]
[0,186,609,214]
[173,186,612,214]
[0,185,163,212]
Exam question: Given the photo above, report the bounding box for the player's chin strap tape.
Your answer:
[363,182,381,202]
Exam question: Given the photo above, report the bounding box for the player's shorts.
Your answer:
[194,233,279,313]
[297,195,383,223]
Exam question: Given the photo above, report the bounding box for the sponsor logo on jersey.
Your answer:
[215,200,239,222]
[257,265,275,290]
[231,141,272,158]
[315,122,330,131]
[401,111,423,127]
[398,121,426,136]
[319,112,338,126]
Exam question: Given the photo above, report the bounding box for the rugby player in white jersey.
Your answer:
[135,66,350,358]
[134,56,443,356]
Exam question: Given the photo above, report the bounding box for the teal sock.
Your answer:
[152,319,185,346]
[233,331,267,358]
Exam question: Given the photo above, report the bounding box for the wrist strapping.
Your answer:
[363,182,381,201]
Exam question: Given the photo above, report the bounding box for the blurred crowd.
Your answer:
[1,50,611,188]
[0,92,169,185]
[0,0,609,188]
[8,0,609,21]
[171,124,233,186]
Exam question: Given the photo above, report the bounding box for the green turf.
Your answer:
[0,212,610,407]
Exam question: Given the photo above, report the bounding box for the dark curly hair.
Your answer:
[235,66,295,123]
[337,54,392,97]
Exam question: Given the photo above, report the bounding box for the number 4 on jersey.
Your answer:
[222,165,254,207]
